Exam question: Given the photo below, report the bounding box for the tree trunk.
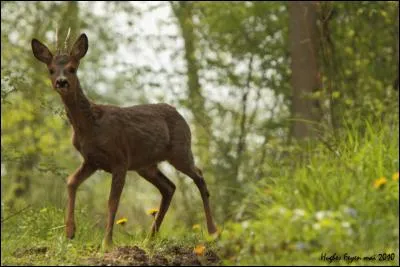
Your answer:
[289,2,321,140]
[394,5,399,91]
[171,1,211,165]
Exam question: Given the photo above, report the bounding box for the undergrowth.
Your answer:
[1,119,398,266]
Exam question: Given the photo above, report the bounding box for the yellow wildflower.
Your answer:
[193,244,206,256]
[373,177,387,189]
[192,224,201,231]
[147,208,159,217]
[116,218,128,225]
[392,172,399,181]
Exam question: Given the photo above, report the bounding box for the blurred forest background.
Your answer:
[1,1,399,265]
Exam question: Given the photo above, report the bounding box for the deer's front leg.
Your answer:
[102,167,127,251]
[66,161,96,239]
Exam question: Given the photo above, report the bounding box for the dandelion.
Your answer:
[373,177,387,189]
[193,244,206,256]
[192,224,201,231]
[392,172,399,181]
[116,218,128,225]
[147,208,159,217]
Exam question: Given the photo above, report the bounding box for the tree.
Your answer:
[0,1,133,210]
[170,1,212,165]
[288,2,321,140]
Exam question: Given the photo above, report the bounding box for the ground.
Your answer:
[10,244,221,266]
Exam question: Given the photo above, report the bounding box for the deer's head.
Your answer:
[31,33,88,96]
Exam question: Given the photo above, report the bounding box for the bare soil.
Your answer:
[86,245,221,266]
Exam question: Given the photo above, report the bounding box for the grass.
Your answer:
[2,206,98,265]
[215,119,399,265]
[1,119,399,265]
[1,205,220,265]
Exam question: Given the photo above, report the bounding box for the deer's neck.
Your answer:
[61,82,95,135]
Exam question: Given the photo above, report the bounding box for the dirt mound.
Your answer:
[86,245,220,266]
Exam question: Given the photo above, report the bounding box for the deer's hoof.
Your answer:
[65,224,76,239]
[101,238,114,252]
[208,224,219,236]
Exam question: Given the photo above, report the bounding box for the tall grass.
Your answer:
[217,119,399,265]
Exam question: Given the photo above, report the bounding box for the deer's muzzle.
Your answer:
[55,78,69,89]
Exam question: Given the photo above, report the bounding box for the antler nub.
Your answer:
[64,27,71,53]
[55,25,59,55]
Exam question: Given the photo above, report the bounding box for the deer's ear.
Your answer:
[31,39,53,65]
[70,33,88,60]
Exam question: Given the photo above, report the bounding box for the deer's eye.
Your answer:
[68,68,76,74]
[49,69,55,75]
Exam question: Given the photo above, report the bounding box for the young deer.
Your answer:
[31,33,217,249]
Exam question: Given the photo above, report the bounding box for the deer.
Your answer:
[31,32,217,250]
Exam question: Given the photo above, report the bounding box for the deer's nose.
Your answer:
[55,78,69,88]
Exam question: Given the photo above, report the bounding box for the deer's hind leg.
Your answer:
[137,165,176,236]
[168,154,218,234]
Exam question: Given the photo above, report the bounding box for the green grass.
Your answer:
[1,205,220,265]
[216,119,399,265]
[1,119,399,265]
[2,206,100,265]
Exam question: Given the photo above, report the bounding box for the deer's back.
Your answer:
[75,103,191,172]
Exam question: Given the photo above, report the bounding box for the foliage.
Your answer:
[1,1,399,265]
[317,1,399,131]
[217,118,399,265]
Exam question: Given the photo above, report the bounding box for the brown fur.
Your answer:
[31,33,217,246]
